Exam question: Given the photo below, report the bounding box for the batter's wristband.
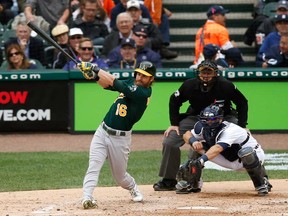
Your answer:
[188,137,198,145]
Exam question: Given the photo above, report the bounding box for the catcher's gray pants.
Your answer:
[158,114,238,180]
[82,124,134,201]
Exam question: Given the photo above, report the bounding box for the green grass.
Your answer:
[0,150,287,192]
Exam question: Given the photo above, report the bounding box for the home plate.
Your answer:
[177,206,219,210]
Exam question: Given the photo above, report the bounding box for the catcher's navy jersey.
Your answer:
[103,78,152,131]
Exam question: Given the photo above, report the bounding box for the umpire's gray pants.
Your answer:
[158,114,238,179]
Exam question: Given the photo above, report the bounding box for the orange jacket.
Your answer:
[144,0,162,25]
[99,0,115,18]
[194,20,230,63]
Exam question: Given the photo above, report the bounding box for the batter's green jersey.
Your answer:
[103,78,152,131]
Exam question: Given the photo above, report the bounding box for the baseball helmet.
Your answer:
[134,61,156,77]
[199,105,224,128]
[196,59,219,92]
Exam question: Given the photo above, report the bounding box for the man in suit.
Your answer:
[4,21,46,66]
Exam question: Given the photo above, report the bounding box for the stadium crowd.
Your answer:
[0,0,287,70]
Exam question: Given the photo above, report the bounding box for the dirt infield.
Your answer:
[0,133,288,216]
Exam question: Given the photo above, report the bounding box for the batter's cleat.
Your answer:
[82,198,97,209]
[130,185,143,202]
[264,177,273,192]
[256,185,268,196]
[153,179,177,191]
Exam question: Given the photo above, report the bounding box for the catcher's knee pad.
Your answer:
[238,147,259,169]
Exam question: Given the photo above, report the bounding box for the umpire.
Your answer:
[153,59,248,191]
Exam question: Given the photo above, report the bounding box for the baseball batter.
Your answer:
[78,60,156,209]
[179,104,273,196]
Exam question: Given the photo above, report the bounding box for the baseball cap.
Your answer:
[133,24,148,35]
[69,28,83,36]
[203,44,220,59]
[221,47,244,66]
[121,38,136,48]
[135,61,156,77]
[127,0,140,10]
[207,5,230,17]
[51,24,69,37]
[277,0,288,10]
[274,14,288,22]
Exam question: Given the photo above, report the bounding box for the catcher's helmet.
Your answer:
[199,105,224,128]
[134,61,156,77]
[196,59,219,92]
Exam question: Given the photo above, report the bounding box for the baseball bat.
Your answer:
[27,20,78,64]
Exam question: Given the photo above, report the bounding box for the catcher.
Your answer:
[176,104,273,196]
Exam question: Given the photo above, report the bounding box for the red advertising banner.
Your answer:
[0,81,69,132]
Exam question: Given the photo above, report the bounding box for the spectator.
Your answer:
[69,27,84,57]
[51,24,71,69]
[190,44,229,69]
[24,0,70,31]
[243,0,281,50]
[126,0,177,59]
[4,43,37,70]
[108,38,138,68]
[221,47,245,68]
[106,24,162,68]
[260,32,288,67]
[63,37,108,70]
[152,59,248,191]
[53,27,84,69]
[71,0,109,46]
[71,0,112,32]
[101,0,115,18]
[144,0,172,47]
[255,0,288,50]
[110,0,152,29]
[0,0,15,25]
[4,20,46,66]
[101,12,134,57]
[256,14,288,66]
[194,5,240,64]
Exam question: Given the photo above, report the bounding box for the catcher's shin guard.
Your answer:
[238,147,267,195]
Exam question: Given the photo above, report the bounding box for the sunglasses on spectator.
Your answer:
[80,47,93,51]
[134,32,148,39]
[70,35,82,40]
[9,52,21,57]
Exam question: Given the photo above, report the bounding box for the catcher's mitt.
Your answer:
[176,159,202,189]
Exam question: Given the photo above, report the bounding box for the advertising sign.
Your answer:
[0,81,69,132]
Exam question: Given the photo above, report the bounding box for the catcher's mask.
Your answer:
[134,61,156,77]
[199,105,224,128]
[196,59,218,92]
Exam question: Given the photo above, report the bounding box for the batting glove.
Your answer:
[77,62,100,80]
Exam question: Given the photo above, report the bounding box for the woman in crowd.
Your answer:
[4,43,37,70]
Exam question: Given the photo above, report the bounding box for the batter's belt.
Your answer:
[102,122,126,136]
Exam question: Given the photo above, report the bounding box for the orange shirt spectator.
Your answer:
[99,0,115,18]
[144,0,162,25]
[194,5,234,64]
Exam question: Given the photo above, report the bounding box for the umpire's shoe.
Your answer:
[153,178,177,191]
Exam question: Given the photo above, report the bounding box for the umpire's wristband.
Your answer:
[188,137,198,145]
